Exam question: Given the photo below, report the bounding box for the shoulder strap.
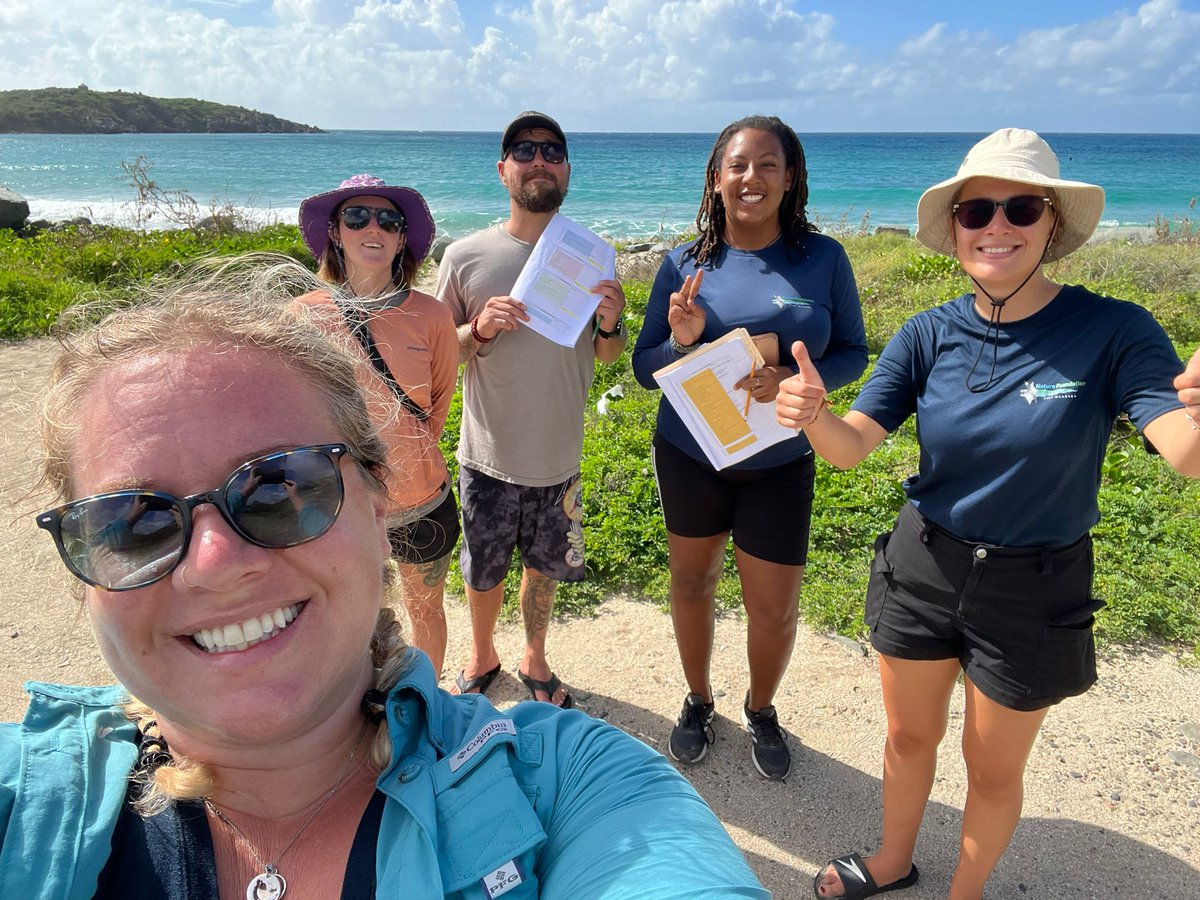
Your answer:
[335,299,430,422]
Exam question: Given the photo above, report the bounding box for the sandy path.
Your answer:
[2,337,1197,898]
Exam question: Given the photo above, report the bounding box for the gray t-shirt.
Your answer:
[436,224,596,486]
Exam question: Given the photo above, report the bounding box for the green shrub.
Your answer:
[5,228,1199,654]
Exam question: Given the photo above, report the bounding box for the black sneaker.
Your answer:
[742,696,791,780]
[668,693,715,764]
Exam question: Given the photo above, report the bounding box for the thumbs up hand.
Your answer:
[1176,346,1200,430]
[776,340,828,429]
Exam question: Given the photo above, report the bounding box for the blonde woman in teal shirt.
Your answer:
[2,266,767,899]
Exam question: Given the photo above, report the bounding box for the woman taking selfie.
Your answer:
[0,268,768,898]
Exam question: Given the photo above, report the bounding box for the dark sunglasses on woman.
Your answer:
[37,444,353,591]
[952,195,1052,230]
[506,140,567,165]
[339,205,407,233]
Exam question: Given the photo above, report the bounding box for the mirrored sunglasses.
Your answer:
[339,205,407,233]
[36,444,352,592]
[952,195,1052,230]
[506,140,567,165]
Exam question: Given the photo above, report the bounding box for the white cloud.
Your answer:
[0,0,1196,132]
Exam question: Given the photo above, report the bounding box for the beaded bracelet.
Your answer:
[669,333,699,355]
[470,316,493,344]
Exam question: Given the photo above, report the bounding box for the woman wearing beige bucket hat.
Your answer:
[776,128,1200,899]
[297,174,460,679]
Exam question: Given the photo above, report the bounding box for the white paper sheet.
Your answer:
[510,213,616,347]
[653,328,797,470]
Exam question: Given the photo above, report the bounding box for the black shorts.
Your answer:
[387,488,460,565]
[866,502,1105,711]
[651,434,815,566]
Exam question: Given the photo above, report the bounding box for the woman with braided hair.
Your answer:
[632,115,867,781]
[0,263,769,898]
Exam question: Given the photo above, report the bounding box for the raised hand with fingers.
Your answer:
[667,269,706,348]
[776,340,828,429]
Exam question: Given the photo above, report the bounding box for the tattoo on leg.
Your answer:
[520,572,557,642]
[417,554,452,588]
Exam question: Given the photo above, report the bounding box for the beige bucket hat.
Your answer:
[916,128,1105,262]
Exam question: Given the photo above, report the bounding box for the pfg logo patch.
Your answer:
[481,859,525,897]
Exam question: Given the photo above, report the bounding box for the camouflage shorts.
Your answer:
[458,466,585,591]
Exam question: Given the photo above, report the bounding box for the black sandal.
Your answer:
[453,663,501,696]
[813,853,918,899]
[517,670,573,709]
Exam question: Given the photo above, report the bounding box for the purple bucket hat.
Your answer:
[298,174,436,264]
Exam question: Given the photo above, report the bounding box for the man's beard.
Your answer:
[511,175,567,213]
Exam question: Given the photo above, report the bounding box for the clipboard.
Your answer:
[750,332,779,367]
[653,328,796,469]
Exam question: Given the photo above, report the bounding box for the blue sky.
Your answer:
[2,0,1197,133]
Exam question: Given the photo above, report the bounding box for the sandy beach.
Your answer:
[2,332,1198,898]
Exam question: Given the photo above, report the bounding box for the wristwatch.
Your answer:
[596,317,624,339]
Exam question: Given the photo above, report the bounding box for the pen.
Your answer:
[744,361,755,416]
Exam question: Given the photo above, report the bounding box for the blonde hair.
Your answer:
[38,254,415,814]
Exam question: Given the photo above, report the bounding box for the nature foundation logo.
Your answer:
[771,295,814,309]
[1020,380,1086,404]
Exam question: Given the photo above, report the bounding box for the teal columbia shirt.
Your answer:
[0,653,768,899]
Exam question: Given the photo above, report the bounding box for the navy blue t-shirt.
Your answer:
[633,234,868,470]
[852,285,1184,546]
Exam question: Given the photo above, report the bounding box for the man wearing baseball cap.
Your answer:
[436,110,626,708]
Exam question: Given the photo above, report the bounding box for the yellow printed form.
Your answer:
[681,369,758,454]
[653,327,796,469]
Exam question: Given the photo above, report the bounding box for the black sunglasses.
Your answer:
[37,445,352,592]
[339,205,407,233]
[506,140,567,165]
[952,195,1052,230]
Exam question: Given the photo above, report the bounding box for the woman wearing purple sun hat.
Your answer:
[297,174,459,680]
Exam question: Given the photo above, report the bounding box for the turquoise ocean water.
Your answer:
[0,131,1196,239]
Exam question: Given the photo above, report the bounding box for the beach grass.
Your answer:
[3,224,1197,655]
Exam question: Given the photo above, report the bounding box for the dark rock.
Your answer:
[194,214,238,232]
[624,242,653,252]
[430,234,454,264]
[874,226,910,237]
[49,216,95,233]
[1168,750,1200,779]
[831,634,867,657]
[0,185,30,229]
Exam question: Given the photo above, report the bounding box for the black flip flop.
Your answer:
[454,663,501,696]
[517,670,573,709]
[813,853,918,899]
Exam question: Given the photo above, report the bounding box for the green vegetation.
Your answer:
[3,221,1198,656]
[0,86,322,134]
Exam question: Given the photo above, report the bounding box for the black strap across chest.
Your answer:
[335,297,431,422]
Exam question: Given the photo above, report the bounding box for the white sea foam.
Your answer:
[25,199,294,230]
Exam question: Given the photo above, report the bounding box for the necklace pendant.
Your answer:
[246,867,287,900]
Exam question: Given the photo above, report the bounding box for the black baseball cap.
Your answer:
[501,111,568,159]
